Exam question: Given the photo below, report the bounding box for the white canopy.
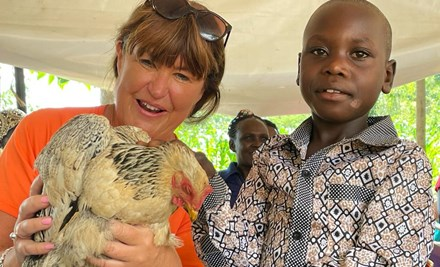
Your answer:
[0,0,439,116]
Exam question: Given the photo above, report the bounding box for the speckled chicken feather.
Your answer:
[22,114,210,267]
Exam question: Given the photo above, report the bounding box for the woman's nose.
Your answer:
[149,72,170,99]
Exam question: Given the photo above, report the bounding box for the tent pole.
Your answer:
[416,79,426,149]
[14,67,27,113]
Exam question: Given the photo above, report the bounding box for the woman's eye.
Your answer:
[140,59,155,68]
[243,136,253,141]
[175,73,190,82]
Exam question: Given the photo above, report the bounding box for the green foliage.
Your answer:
[371,75,440,181]
[31,70,70,89]
[176,114,235,171]
[265,114,310,134]
[29,70,91,90]
[0,87,16,108]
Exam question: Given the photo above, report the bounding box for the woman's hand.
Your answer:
[88,221,182,267]
[11,176,54,266]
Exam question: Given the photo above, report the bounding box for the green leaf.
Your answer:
[47,75,55,85]
[37,71,46,80]
[57,78,70,89]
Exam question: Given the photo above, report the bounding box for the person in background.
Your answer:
[0,109,26,155]
[193,0,434,266]
[263,118,279,137]
[219,109,269,207]
[0,0,231,266]
[434,175,440,242]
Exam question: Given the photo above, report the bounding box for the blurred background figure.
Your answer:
[0,109,25,154]
[434,175,440,243]
[219,109,269,207]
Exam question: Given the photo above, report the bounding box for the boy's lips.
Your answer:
[316,87,351,101]
[322,88,342,94]
[317,87,347,94]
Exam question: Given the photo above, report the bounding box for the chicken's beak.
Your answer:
[184,204,199,222]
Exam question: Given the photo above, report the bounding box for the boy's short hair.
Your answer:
[317,0,393,58]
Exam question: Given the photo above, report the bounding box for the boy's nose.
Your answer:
[324,54,349,77]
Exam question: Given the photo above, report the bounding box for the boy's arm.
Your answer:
[193,166,269,266]
[192,174,229,266]
[343,144,434,266]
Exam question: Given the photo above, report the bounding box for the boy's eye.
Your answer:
[311,48,328,57]
[351,50,369,59]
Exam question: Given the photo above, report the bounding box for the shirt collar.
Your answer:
[265,116,400,152]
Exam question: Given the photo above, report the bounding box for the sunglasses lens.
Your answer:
[153,0,188,19]
[150,0,231,45]
[197,13,227,41]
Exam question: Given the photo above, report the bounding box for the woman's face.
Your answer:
[113,43,204,141]
[230,118,269,170]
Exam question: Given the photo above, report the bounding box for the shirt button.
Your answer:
[292,231,302,240]
[302,170,311,178]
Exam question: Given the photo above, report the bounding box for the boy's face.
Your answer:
[298,2,396,123]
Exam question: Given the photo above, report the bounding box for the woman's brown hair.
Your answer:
[112,1,226,122]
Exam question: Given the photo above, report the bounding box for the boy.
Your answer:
[193,0,434,266]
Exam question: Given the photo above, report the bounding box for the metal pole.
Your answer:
[14,67,27,113]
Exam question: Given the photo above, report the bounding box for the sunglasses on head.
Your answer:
[148,0,232,47]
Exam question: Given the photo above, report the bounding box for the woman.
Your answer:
[0,0,231,266]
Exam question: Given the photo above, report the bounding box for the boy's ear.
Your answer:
[296,53,302,86]
[382,59,397,94]
[229,139,236,153]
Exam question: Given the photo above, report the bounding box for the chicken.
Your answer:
[0,108,26,154]
[22,114,212,267]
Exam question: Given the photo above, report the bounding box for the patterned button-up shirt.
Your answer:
[193,116,434,266]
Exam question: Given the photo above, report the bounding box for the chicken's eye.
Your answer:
[183,184,193,196]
